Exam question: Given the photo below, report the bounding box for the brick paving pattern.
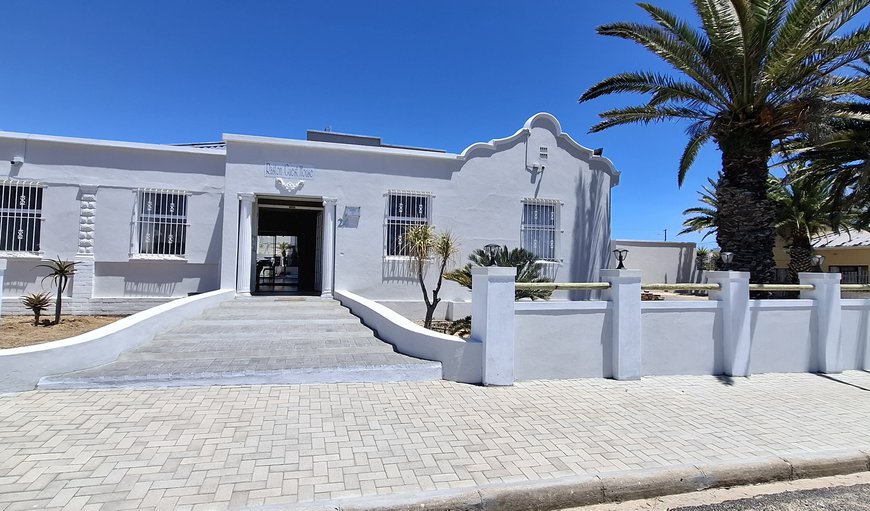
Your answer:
[0,372,868,510]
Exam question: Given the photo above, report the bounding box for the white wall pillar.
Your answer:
[601,269,642,380]
[0,259,6,321]
[471,267,516,386]
[236,193,255,296]
[321,197,337,298]
[707,271,751,377]
[800,272,842,374]
[72,185,98,315]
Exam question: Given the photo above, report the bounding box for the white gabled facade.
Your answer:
[0,113,620,315]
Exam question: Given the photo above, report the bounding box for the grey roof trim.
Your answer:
[0,131,226,156]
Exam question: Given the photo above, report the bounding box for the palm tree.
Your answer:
[404,224,459,329]
[34,257,77,324]
[680,176,720,240]
[443,245,553,301]
[579,0,869,283]
[682,171,858,280]
[770,172,858,281]
[784,57,870,229]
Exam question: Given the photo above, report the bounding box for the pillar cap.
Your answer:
[471,267,517,277]
[798,272,840,282]
[600,269,642,279]
[705,271,750,279]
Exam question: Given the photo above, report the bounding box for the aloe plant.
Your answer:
[21,292,52,326]
[34,257,77,325]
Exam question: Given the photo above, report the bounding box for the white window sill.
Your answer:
[0,251,44,260]
[129,254,188,262]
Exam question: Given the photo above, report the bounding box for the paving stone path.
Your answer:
[1,372,869,510]
[38,297,442,388]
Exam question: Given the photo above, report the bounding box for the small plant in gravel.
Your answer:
[21,292,52,326]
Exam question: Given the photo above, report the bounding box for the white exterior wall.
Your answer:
[222,113,618,299]
[514,302,613,379]
[841,299,870,370]
[0,133,225,314]
[512,298,867,380]
[641,302,722,375]
[611,240,697,283]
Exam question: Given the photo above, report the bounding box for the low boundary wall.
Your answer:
[336,290,482,383]
[472,269,870,385]
[0,288,235,393]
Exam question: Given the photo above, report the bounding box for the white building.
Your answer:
[0,113,620,316]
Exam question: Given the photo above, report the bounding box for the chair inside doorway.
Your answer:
[255,235,299,292]
[255,203,320,294]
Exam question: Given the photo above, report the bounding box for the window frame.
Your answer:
[520,198,562,263]
[131,188,190,260]
[383,190,433,258]
[829,265,869,284]
[0,180,45,256]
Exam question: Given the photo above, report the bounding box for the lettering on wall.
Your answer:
[265,162,315,179]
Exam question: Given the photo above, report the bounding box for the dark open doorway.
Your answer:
[255,200,321,294]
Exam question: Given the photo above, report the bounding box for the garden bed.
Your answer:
[0,316,125,349]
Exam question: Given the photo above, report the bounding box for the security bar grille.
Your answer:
[0,180,43,253]
[136,189,189,256]
[384,191,432,256]
[521,199,559,262]
[830,265,869,284]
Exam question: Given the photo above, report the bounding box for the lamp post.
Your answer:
[811,254,825,273]
[484,243,501,266]
[612,249,629,270]
[720,252,734,271]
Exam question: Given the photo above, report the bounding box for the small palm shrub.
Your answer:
[34,257,77,324]
[21,292,52,326]
[444,245,553,300]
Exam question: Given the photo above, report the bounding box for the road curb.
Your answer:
[255,447,870,511]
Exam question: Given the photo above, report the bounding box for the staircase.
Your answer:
[38,297,442,388]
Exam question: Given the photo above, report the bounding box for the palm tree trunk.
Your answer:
[715,130,777,284]
[787,234,814,283]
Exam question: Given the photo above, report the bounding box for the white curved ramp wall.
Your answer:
[335,290,482,383]
[0,289,234,393]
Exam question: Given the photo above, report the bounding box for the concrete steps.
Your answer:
[38,296,442,388]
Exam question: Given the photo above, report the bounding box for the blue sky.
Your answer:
[1,1,826,248]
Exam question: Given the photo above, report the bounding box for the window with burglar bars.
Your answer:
[829,265,869,284]
[0,181,43,253]
[135,189,188,256]
[384,191,431,256]
[521,199,560,261]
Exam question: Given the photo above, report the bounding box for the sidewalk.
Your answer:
[0,372,868,510]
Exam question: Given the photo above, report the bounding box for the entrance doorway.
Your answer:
[255,198,322,294]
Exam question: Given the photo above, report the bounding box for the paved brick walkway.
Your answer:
[1,372,869,510]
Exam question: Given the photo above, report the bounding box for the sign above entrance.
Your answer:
[265,162,315,180]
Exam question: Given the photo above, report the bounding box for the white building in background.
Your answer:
[0,113,620,315]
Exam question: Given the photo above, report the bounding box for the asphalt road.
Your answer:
[671,483,870,510]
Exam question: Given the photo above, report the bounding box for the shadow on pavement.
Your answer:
[816,373,870,392]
